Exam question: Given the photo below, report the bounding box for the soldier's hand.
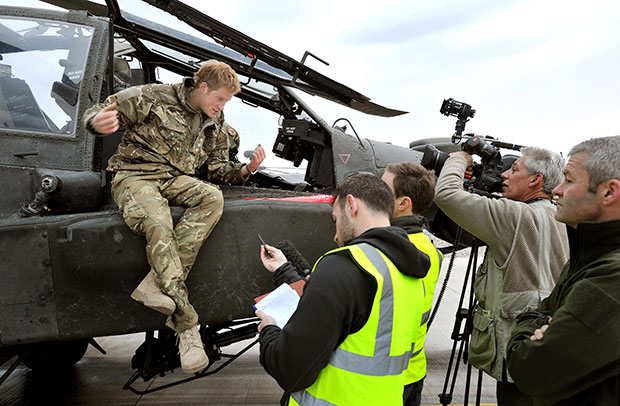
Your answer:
[260,244,287,272]
[248,144,266,172]
[91,103,119,135]
[255,310,277,332]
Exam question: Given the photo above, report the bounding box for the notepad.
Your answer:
[253,283,301,328]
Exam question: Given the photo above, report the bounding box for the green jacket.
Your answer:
[83,78,246,184]
[507,219,620,405]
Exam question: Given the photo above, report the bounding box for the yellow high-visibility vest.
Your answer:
[404,231,443,385]
[290,242,426,406]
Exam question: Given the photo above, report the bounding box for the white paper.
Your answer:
[254,283,300,328]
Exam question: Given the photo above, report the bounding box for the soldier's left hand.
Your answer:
[248,144,266,172]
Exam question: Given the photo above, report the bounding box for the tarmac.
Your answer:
[0,254,499,405]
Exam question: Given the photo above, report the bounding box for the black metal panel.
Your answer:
[48,210,159,340]
[0,166,35,218]
[0,223,58,345]
[189,199,335,324]
[39,196,334,341]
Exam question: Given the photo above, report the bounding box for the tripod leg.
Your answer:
[475,368,483,406]
[464,361,473,405]
[438,337,463,405]
[439,239,488,405]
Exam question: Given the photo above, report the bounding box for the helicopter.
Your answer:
[0,0,462,392]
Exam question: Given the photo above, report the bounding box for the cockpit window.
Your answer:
[141,39,202,71]
[0,16,93,135]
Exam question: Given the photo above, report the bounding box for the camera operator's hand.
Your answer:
[450,151,473,166]
[260,244,287,272]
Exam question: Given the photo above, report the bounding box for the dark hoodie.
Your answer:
[259,226,430,395]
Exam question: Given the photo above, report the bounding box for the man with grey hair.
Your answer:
[434,146,570,405]
[507,136,620,405]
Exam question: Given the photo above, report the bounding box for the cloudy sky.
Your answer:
[6,0,620,166]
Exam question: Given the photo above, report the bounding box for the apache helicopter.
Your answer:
[0,0,469,392]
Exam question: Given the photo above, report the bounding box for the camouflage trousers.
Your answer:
[112,173,224,332]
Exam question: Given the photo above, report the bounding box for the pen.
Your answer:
[257,233,273,258]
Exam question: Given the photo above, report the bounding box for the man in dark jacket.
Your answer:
[256,173,431,405]
[507,135,620,405]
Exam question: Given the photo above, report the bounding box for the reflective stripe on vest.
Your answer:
[291,242,425,406]
[290,394,334,406]
[328,244,413,376]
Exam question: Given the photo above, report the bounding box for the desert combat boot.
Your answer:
[130,270,176,315]
[178,325,209,374]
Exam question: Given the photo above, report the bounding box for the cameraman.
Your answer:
[434,147,569,405]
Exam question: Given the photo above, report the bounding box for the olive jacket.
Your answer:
[507,219,620,405]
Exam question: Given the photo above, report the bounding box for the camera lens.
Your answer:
[421,144,450,175]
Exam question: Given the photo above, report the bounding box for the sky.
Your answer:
[5,0,620,167]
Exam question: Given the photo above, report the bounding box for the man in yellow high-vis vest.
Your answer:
[382,162,443,406]
[256,173,431,405]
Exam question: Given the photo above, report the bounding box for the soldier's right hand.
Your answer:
[91,103,119,134]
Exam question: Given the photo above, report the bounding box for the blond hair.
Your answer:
[193,60,241,94]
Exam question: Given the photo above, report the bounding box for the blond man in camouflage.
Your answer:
[83,60,265,374]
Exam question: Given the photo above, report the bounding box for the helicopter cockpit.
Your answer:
[0,16,93,135]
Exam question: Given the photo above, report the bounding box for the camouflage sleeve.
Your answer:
[81,86,152,137]
[204,124,247,184]
[82,101,107,136]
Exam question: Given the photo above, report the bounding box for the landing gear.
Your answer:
[20,339,90,371]
[0,338,95,387]
[123,318,260,395]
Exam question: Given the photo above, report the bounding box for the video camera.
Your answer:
[422,98,523,195]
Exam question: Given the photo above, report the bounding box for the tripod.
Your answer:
[438,236,486,406]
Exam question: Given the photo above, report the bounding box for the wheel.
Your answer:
[20,339,89,371]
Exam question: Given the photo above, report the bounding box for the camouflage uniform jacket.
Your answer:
[82,78,247,184]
